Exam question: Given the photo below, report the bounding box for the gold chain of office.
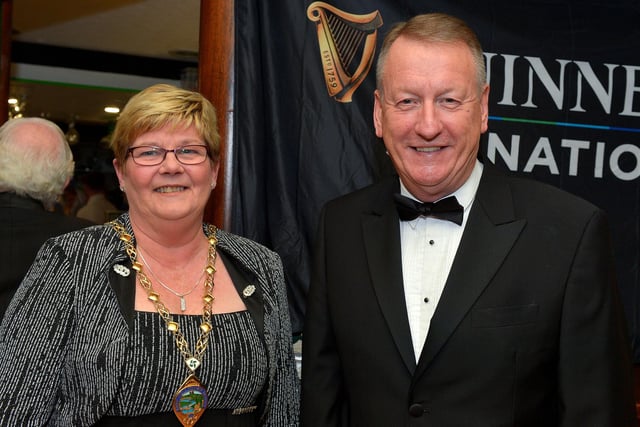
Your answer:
[108,220,218,369]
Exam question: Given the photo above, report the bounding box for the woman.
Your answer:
[0,84,300,426]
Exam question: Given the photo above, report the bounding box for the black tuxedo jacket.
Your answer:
[301,165,636,426]
[0,193,93,317]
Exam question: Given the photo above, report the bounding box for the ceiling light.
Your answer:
[104,106,120,114]
[8,98,18,105]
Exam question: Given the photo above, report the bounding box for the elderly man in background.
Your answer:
[0,117,93,317]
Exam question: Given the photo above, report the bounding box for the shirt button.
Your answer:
[408,403,425,417]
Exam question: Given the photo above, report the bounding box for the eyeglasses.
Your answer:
[127,145,210,166]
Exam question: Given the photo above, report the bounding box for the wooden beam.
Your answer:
[0,0,11,124]
[199,0,234,229]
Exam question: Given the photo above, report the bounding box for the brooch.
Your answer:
[113,264,130,277]
[242,285,256,298]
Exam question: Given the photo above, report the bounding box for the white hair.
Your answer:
[0,117,74,208]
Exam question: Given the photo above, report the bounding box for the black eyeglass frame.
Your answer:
[126,145,211,166]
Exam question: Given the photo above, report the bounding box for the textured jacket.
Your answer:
[0,213,299,426]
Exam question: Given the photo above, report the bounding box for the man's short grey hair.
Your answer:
[376,13,487,96]
[0,117,74,208]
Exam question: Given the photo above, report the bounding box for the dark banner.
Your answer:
[233,0,640,360]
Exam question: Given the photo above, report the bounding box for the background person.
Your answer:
[0,84,299,426]
[0,117,93,318]
[76,171,119,223]
[301,13,636,426]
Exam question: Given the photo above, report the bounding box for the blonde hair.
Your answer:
[376,13,486,94]
[110,84,220,166]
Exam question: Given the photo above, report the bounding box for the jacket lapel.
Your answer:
[219,249,265,340]
[362,178,417,373]
[215,234,266,341]
[109,258,136,330]
[415,167,526,377]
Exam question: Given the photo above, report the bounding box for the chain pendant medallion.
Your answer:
[172,374,208,426]
[108,220,218,427]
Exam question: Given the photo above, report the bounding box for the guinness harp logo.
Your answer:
[307,2,383,103]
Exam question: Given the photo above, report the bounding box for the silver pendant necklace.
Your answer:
[137,249,206,312]
[109,220,217,426]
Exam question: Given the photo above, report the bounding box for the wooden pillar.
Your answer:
[0,0,12,124]
[199,0,235,229]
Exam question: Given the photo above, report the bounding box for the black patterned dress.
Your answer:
[100,310,267,426]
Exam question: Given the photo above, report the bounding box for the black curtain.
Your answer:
[233,0,640,361]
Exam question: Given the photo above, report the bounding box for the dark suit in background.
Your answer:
[0,117,94,319]
[0,193,92,316]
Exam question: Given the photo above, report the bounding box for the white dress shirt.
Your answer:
[400,160,483,361]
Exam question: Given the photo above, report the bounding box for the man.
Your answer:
[0,117,93,317]
[301,13,636,426]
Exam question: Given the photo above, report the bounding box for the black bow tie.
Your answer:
[394,194,464,225]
